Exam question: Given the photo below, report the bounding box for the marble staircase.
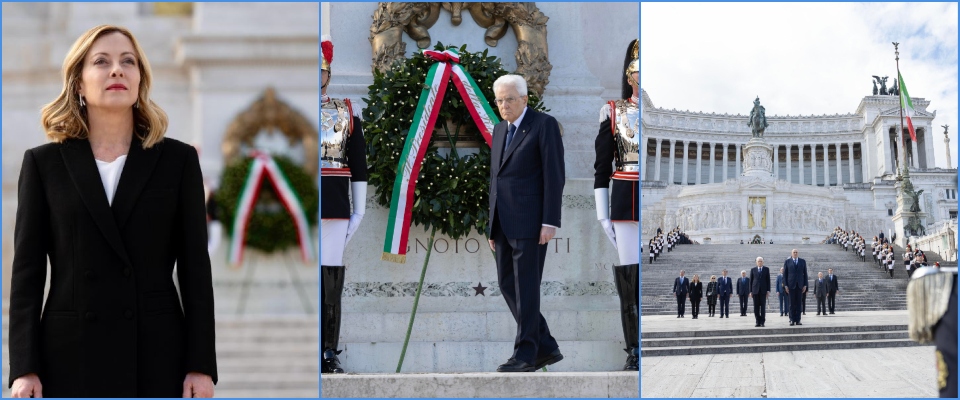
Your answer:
[640,243,956,316]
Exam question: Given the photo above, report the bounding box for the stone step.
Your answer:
[642,329,908,347]
[321,372,638,398]
[336,340,634,373]
[641,338,924,357]
[641,324,905,338]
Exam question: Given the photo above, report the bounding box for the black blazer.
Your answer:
[736,277,751,296]
[827,274,839,293]
[750,266,771,295]
[487,108,565,239]
[783,257,808,290]
[8,137,218,397]
[673,277,689,296]
[688,281,703,300]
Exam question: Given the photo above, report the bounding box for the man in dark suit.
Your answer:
[736,270,750,317]
[717,269,733,318]
[826,268,839,314]
[776,267,790,317]
[672,270,689,318]
[750,257,771,327]
[814,272,828,315]
[783,248,808,326]
[487,74,565,373]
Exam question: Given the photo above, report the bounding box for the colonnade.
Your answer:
[642,139,866,186]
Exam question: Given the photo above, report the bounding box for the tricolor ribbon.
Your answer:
[228,152,315,266]
[382,48,500,263]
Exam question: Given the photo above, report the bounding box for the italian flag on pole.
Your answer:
[898,71,917,142]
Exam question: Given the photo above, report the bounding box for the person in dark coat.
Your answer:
[814,272,828,315]
[706,275,719,317]
[688,275,703,319]
[736,270,751,317]
[8,25,217,398]
[717,269,733,318]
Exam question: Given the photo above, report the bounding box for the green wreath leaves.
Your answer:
[216,155,319,253]
[363,43,546,240]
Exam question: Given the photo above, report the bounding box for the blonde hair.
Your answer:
[40,25,167,148]
[692,274,700,283]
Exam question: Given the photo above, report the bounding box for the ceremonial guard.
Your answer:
[593,39,640,371]
[320,36,368,374]
[907,265,958,397]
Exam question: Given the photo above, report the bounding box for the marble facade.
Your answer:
[641,90,958,246]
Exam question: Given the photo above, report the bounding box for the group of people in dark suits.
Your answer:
[671,249,842,327]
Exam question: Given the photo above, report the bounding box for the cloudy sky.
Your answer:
[641,2,958,169]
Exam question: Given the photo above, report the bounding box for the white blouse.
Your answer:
[95,155,127,205]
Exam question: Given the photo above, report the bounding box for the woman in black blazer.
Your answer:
[688,274,703,319]
[8,25,217,398]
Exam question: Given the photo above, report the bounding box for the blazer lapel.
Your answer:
[492,122,506,174]
[60,139,133,268]
[112,136,161,230]
[500,108,534,168]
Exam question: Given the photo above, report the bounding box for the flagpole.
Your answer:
[894,42,906,179]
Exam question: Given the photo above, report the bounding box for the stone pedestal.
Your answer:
[741,138,774,179]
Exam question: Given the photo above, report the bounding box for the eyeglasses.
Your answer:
[494,96,525,106]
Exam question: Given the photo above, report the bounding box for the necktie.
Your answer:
[505,123,517,149]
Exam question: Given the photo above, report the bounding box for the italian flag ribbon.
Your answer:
[898,71,917,142]
[228,152,315,266]
[382,48,500,263]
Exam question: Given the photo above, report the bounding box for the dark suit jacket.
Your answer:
[487,108,565,239]
[736,277,751,296]
[783,257,808,290]
[814,278,828,298]
[775,274,785,294]
[750,266,771,295]
[8,137,218,397]
[673,277,689,295]
[717,276,733,296]
[688,281,703,300]
[827,274,839,293]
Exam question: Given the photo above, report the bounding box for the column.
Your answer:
[835,143,842,186]
[773,145,779,179]
[798,144,805,185]
[640,137,648,180]
[735,143,742,176]
[786,144,792,183]
[722,143,729,181]
[708,142,715,183]
[911,135,920,169]
[695,142,702,184]
[847,142,855,183]
[681,141,689,185]
[668,140,676,184]
[654,139,662,181]
[811,144,818,186]
[946,134,953,169]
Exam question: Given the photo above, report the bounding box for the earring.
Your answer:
[134,101,139,109]
[78,93,85,107]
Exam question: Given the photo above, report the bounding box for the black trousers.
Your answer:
[788,287,804,322]
[738,295,749,315]
[816,296,827,314]
[719,295,730,317]
[492,218,558,365]
[690,298,701,317]
[827,292,836,313]
[676,294,686,316]
[752,294,766,325]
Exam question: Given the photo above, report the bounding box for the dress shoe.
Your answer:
[535,349,564,370]
[803,312,806,315]
[789,321,795,326]
[623,347,639,371]
[761,324,765,327]
[322,349,344,373]
[755,324,760,327]
[796,322,802,325]
[497,359,536,372]
[830,312,835,314]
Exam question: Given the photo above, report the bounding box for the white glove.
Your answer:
[600,218,617,249]
[345,182,367,245]
[594,188,616,248]
[345,213,363,245]
[207,221,223,254]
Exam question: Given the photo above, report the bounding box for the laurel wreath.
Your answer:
[216,155,319,253]
[363,43,546,240]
